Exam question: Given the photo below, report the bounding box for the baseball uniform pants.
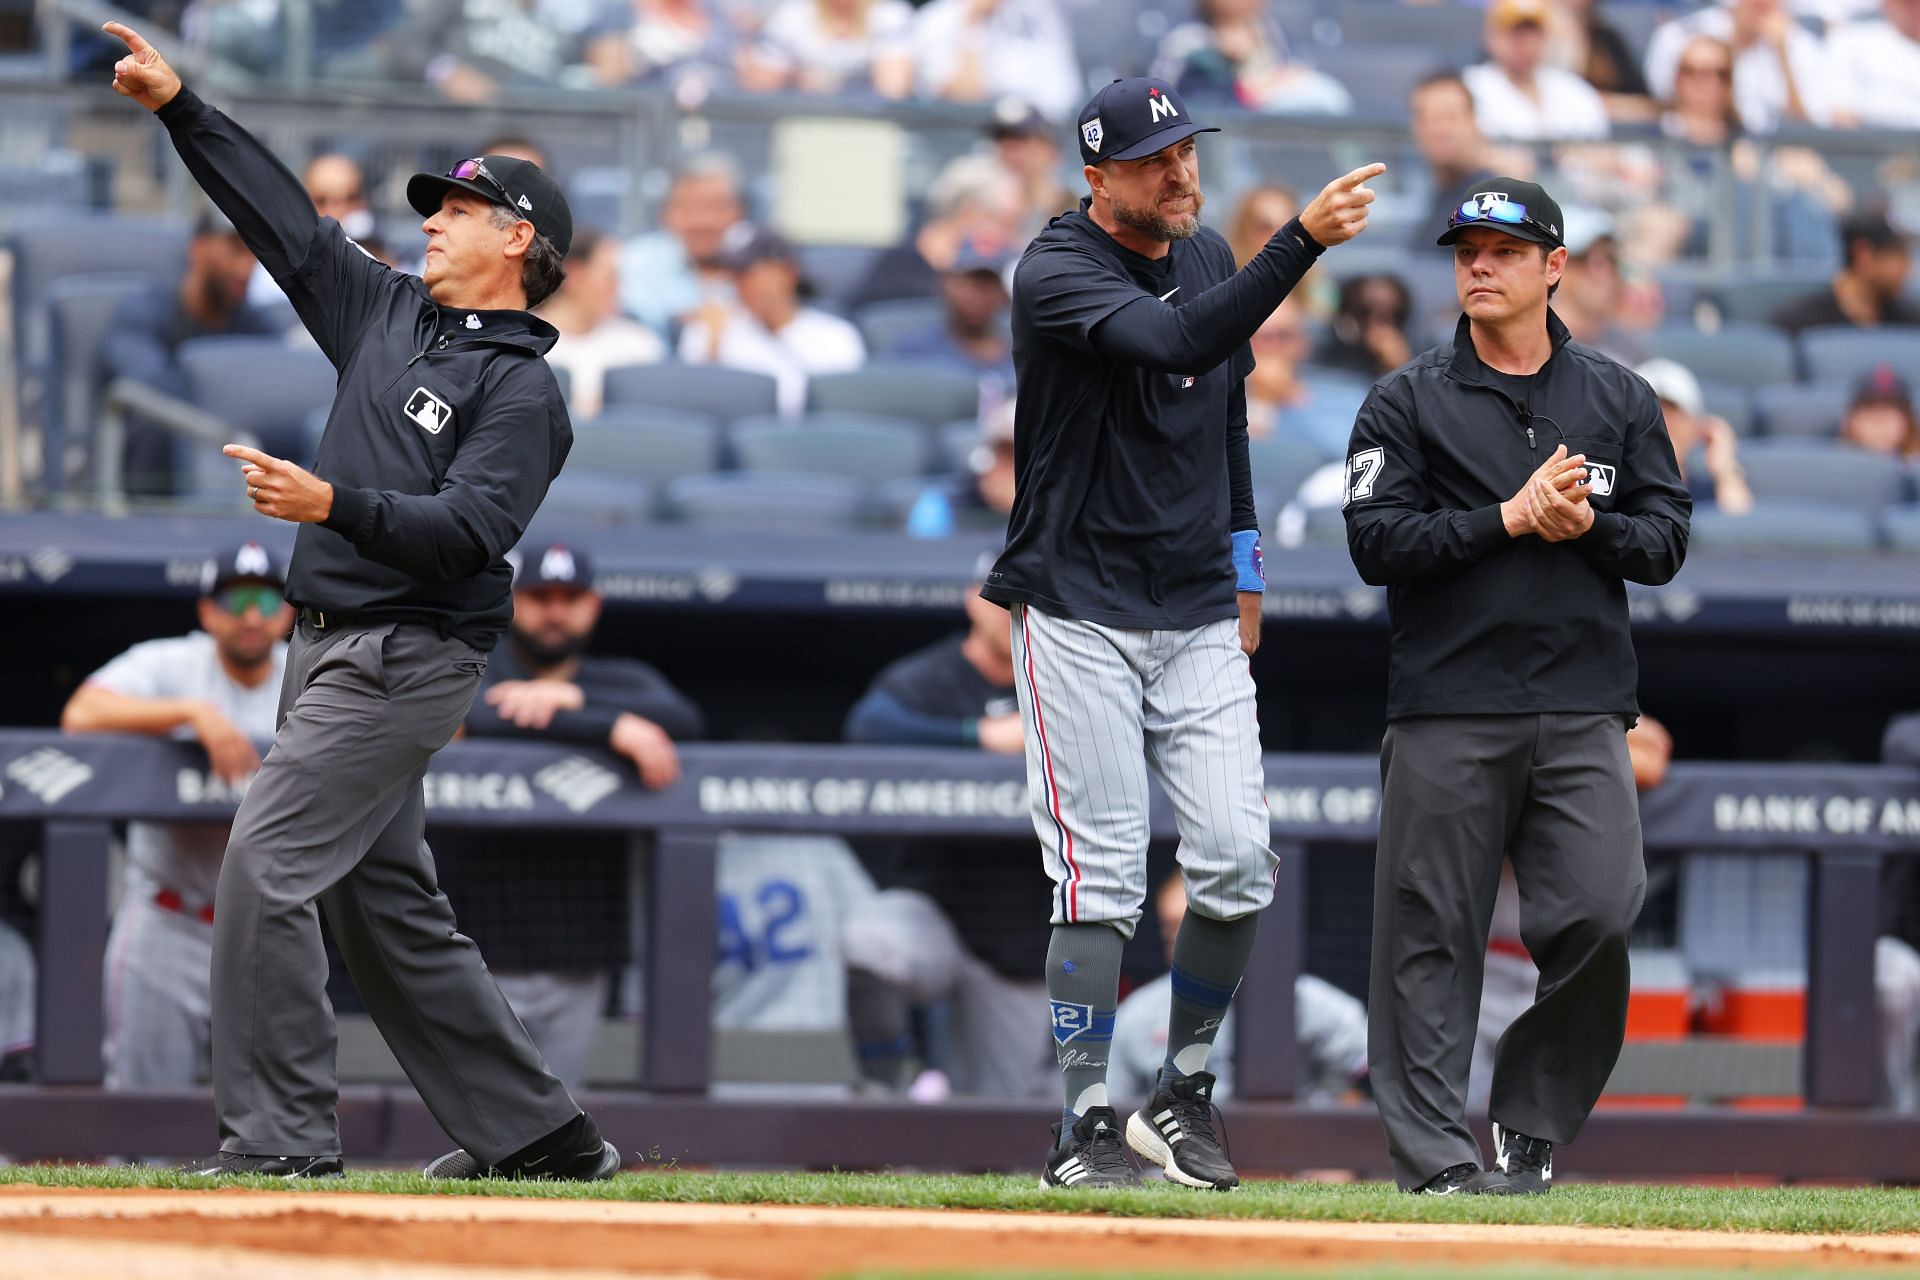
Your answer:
[1009,604,1276,939]
[1369,713,1645,1191]
[493,971,611,1097]
[103,894,212,1089]
[212,618,577,1162]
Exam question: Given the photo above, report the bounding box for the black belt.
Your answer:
[300,607,353,631]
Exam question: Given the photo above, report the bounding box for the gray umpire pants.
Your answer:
[212,617,578,1162]
[1368,713,1645,1191]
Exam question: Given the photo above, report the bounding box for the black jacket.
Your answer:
[156,87,571,651]
[1344,311,1690,721]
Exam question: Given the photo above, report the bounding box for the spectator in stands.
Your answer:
[1658,32,1743,146]
[1245,297,1367,454]
[539,229,667,418]
[903,400,1016,537]
[1553,210,1650,363]
[362,0,603,100]
[1407,72,1504,251]
[847,152,1023,310]
[1317,274,1414,382]
[1226,184,1299,270]
[1149,0,1352,116]
[249,152,390,305]
[1770,209,1919,334]
[988,99,1076,235]
[618,153,746,334]
[584,0,736,90]
[1109,873,1370,1107]
[60,542,293,1092]
[1548,0,1656,122]
[102,212,290,497]
[735,0,915,96]
[1644,0,1835,133]
[889,240,1015,400]
[190,0,404,81]
[679,224,866,416]
[446,543,705,1092]
[1636,358,1754,513]
[480,134,551,168]
[1828,0,1920,129]
[846,581,1020,751]
[910,0,1082,122]
[1839,365,1920,459]
[1465,0,1611,140]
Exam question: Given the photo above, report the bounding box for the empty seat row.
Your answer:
[1652,323,1920,393]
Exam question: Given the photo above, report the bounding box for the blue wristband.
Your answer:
[1232,529,1264,592]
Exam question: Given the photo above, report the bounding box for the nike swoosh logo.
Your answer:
[1159,287,1180,301]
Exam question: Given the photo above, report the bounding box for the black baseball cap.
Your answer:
[511,542,595,591]
[1853,363,1913,409]
[200,540,285,595]
[1436,177,1564,249]
[1076,77,1219,168]
[408,155,573,258]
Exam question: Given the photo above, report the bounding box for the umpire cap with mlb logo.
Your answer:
[510,542,595,591]
[1076,78,1220,168]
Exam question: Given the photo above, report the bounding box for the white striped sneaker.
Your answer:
[1125,1071,1239,1190]
[1040,1107,1142,1189]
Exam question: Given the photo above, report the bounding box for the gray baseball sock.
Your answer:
[1046,922,1124,1137]
[1157,909,1260,1092]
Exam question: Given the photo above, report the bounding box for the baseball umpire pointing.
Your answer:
[983,76,1381,1190]
[1344,179,1690,1195]
[105,23,618,1179]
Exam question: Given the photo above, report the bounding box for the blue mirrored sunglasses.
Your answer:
[1448,197,1556,241]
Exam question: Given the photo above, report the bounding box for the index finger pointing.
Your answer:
[1333,163,1388,191]
[101,21,151,53]
[223,443,275,467]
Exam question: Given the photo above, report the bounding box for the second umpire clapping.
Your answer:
[1343,178,1690,1196]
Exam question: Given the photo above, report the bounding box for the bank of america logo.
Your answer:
[534,756,622,813]
[5,747,94,803]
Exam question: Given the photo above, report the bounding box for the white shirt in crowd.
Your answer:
[546,319,666,419]
[1463,61,1612,141]
[677,302,866,418]
[1825,13,1920,129]
[911,0,1082,121]
[756,0,914,86]
[86,631,288,907]
[1643,5,1835,133]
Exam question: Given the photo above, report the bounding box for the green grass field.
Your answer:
[4,1165,1920,1237]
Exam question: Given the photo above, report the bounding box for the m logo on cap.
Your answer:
[540,545,578,582]
[1148,87,1179,123]
[1081,118,1103,154]
[234,542,271,578]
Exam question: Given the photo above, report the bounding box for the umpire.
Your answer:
[1344,178,1690,1196]
[106,24,616,1180]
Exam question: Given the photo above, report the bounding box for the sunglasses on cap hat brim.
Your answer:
[1438,196,1560,247]
[406,158,526,221]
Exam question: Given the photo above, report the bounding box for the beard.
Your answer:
[1110,186,1205,242]
[511,624,589,670]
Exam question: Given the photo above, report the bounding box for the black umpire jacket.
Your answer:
[1343,311,1691,721]
[157,87,571,651]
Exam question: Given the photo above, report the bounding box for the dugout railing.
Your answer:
[1,730,1918,1178]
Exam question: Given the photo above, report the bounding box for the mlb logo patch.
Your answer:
[1587,462,1616,497]
[404,387,452,436]
[1051,1000,1093,1044]
[1081,117,1103,154]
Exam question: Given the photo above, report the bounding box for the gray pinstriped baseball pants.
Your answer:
[1008,603,1277,940]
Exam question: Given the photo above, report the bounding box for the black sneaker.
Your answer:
[181,1152,344,1178]
[1126,1071,1239,1190]
[1040,1106,1142,1188]
[1493,1122,1553,1194]
[1414,1161,1512,1195]
[424,1112,621,1181]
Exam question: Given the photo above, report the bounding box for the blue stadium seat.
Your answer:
[797,244,885,317]
[1796,326,1920,387]
[6,215,189,373]
[855,297,950,356]
[1248,434,1330,503]
[1688,502,1880,553]
[569,408,724,486]
[806,360,980,428]
[540,471,651,524]
[664,472,866,532]
[1884,505,1920,553]
[1301,43,1446,117]
[601,361,780,425]
[937,418,985,471]
[1645,324,1798,393]
[731,413,933,485]
[1334,1,1485,62]
[1710,272,1829,326]
[178,337,337,500]
[1739,439,1911,512]
[1753,383,1849,439]
[1697,380,1754,438]
[43,273,149,492]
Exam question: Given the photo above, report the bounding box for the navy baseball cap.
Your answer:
[200,540,285,595]
[1076,78,1219,168]
[408,155,573,257]
[512,542,595,591]
[1438,177,1564,249]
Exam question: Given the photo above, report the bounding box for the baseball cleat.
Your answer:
[1413,1161,1512,1195]
[425,1112,622,1181]
[181,1152,344,1178]
[1040,1106,1142,1188]
[1492,1122,1553,1195]
[1125,1070,1239,1190]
